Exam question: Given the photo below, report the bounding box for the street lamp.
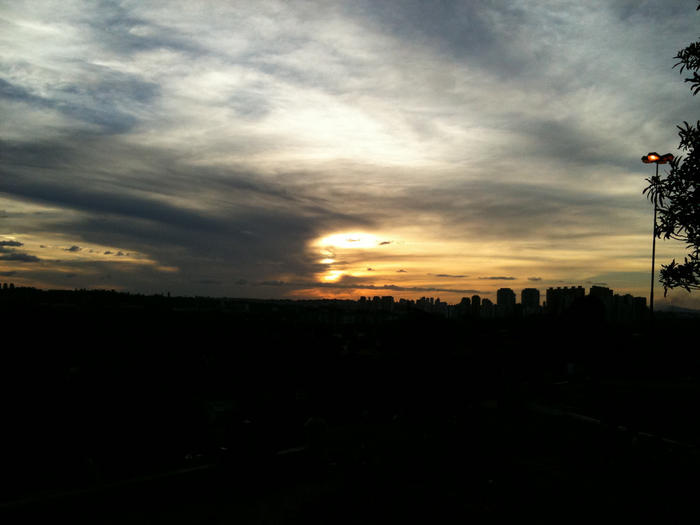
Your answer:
[641,152,673,319]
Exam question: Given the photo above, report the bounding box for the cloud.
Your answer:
[527,277,542,282]
[478,276,517,280]
[65,245,81,252]
[258,280,287,286]
[0,240,23,247]
[0,253,40,262]
[433,274,467,278]
[0,0,695,300]
[397,269,407,273]
[0,271,18,276]
[366,267,374,271]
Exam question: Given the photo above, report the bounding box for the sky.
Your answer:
[1,0,699,307]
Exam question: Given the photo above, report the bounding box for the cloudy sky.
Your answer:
[1,0,698,306]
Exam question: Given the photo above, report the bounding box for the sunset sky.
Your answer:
[1,1,699,307]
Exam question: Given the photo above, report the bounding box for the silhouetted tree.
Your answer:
[644,2,700,294]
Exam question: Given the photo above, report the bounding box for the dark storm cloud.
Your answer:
[0,240,23,247]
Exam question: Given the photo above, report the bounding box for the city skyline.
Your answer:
[1,1,699,308]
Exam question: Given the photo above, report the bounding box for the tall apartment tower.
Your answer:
[496,288,516,317]
[471,294,481,317]
[521,288,540,316]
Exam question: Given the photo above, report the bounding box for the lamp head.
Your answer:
[641,152,673,164]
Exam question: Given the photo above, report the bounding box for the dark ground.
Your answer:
[2,289,699,523]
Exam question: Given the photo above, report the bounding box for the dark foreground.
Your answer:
[2,290,700,522]
[7,396,700,524]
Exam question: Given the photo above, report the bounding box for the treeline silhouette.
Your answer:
[2,287,700,522]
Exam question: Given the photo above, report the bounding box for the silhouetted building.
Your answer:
[434,297,449,317]
[521,288,540,316]
[380,296,394,311]
[481,298,495,319]
[614,294,635,323]
[471,295,481,317]
[496,288,516,317]
[546,286,585,316]
[589,286,614,321]
[633,296,648,321]
[456,297,471,318]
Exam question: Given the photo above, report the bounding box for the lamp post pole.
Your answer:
[650,160,658,320]
[641,152,673,321]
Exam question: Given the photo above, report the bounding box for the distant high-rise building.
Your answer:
[481,298,495,318]
[633,297,648,322]
[457,297,471,318]
[614,294,635,323]
[589,286,614,320]
[380,296,394,311]
[546,286,585,316]
[496,288,516,317]
[521,288,540,316]
[471,295,481,317]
